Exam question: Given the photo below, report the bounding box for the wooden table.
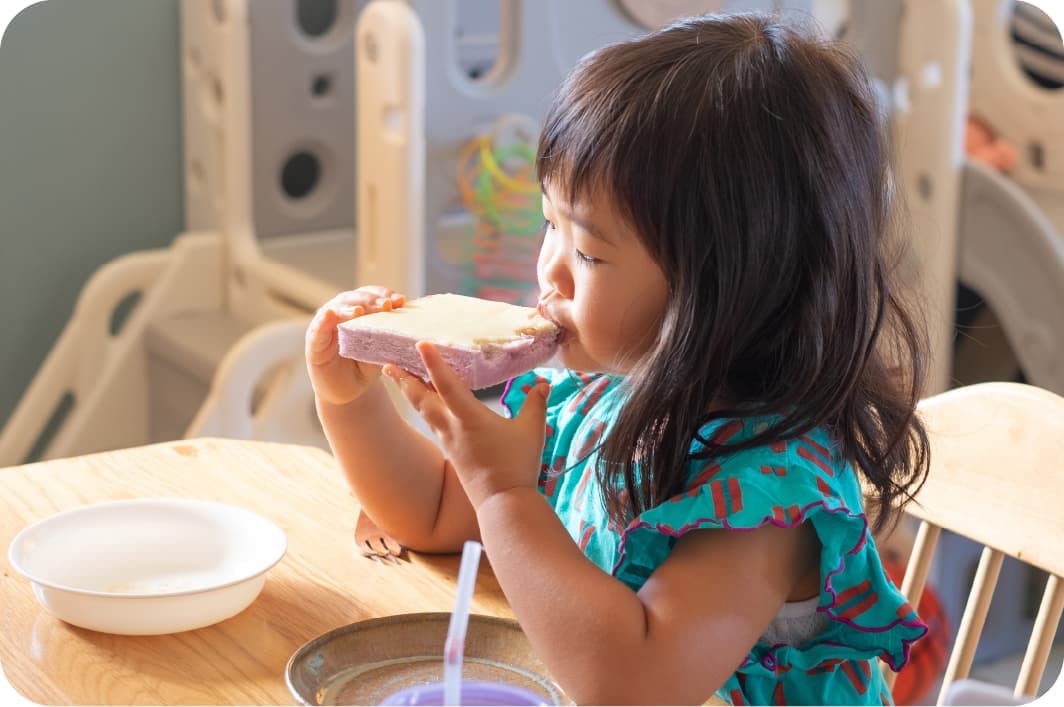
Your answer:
[0,438,512,705]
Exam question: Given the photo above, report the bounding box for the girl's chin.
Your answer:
[554,340,578,368]
[555,341,598,372]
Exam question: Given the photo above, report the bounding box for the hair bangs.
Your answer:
[535,53,647,226]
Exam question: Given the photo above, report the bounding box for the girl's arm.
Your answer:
[306,288,478,551]
[389,342,818,703]
[317,382,478,552]
[477,489,817,705]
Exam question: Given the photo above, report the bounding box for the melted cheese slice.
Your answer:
[341,293,556,347]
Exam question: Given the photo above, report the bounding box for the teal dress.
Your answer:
[501,369,926,706]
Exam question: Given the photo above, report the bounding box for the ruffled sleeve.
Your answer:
[612,419,927,679]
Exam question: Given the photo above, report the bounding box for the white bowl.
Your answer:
[7,498,287,635]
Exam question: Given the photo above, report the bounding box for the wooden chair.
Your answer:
[885,382,1064,704]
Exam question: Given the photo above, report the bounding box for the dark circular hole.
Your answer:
[363,33,379,63]
[281,151,321,200]
[1029,141,1046,171]
[311,73,332,97]
[211,75,224,106]
[917,174,933,201]
[297,0,337,38]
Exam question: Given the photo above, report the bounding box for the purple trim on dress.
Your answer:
[611,497,929,672]
[499,376,519,418]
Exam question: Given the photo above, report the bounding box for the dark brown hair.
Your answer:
[536,13,929,533]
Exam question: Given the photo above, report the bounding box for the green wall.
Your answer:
[0,0,184,432]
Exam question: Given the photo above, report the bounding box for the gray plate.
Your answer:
[285,612,568,705]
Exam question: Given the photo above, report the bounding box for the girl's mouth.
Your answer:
[536,302,557,326]
[536,303,569,345]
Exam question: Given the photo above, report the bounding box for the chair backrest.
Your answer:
[886,382,1064,704]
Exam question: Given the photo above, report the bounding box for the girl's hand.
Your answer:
[385,341,551,509]
[305,286,406,406]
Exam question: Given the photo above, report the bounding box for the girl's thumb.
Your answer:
[518,383,550,429]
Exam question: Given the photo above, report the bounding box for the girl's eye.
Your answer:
[575,249,601,266]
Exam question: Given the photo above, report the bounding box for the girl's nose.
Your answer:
[539,250,574,301]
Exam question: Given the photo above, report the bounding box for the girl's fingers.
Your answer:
[416,342,481,418]
[306,307,342,357]
[309,303,362,348]
[384,365,449,430]
[333,288,406,313]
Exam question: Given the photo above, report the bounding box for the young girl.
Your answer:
[306,13,930,705]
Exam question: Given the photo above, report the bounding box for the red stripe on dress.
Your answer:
[574,421,605,461]
[688,463,721,489]
[798,445,834,476]
[711,480,727,517]
[574,466,593,496]
[572,466,595,512]
[713,420,744,445]
[806,658,843,675]
[836,579,872,605]
[841,660,869,695]
[579,377,611,416]
[799,434,833,461]
[727,477,743,513]
[566,384,590,414]
[840,591,878,620]
[578,522,594,552]
[567,376,609,415]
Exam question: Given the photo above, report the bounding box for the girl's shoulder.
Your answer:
[616,415,926,685]
[617,416,866,572]
[690,416,863,506]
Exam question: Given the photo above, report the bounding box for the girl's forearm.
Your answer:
[476,488,666,704]
[317,379,475,550]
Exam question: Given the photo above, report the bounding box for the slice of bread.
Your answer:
[338,293,560,389]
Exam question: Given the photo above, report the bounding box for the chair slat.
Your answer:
[901,521,941,605]
[1015,573,1064,697]
[936,547,1004,706]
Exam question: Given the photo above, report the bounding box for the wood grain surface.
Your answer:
[0,438,512,706]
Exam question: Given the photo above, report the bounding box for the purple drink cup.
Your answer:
[379,679,549,705]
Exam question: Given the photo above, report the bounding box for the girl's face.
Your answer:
[537,184,669,374]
